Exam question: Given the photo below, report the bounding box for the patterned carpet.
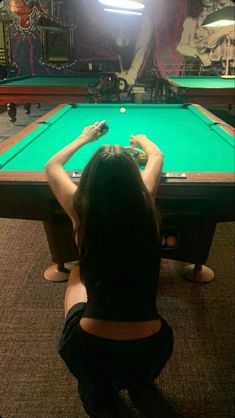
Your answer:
[0,218,234,418]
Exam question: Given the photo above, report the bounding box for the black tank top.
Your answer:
[83,271,160,321]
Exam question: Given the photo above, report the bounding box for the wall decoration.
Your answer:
[40,28,76,70]
[9,0,46,33]
[177,0,235,72]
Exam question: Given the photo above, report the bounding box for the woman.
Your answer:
[45,120,173,418]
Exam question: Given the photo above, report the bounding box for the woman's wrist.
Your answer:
[75,135,89,146]
[142,144,163,157]
[137,139,162,157]
[148,151,164,157]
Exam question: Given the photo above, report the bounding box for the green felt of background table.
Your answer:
[0,104,234,173]
[168,76,235,89]
[0,75,99,87]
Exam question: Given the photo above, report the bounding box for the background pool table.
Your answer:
[166,76,235,105]
[0,103,234,281]
[0,74,101,122]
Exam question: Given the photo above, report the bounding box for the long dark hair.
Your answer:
[73,145,161,287]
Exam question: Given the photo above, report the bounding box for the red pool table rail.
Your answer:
[0,85,95,104]
[166,78,235,105]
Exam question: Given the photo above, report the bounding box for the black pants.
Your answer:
[59,303,173,417]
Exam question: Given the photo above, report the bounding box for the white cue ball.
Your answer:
[120,107,126,113]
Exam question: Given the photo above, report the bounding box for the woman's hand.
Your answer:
[130,134,150,150]
[130,134,163,156]
[130,135,164,199]
[79,120,108,144]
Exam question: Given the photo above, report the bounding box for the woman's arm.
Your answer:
[130,134,164,200]
[45,120,108,225]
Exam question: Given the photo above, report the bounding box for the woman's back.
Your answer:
[73,145,161,325]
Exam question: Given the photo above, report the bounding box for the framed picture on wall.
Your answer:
[0,21,11,65]
[41,29,75,64]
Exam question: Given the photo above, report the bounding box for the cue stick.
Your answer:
[118,54,124,73]
[225,35,230,77]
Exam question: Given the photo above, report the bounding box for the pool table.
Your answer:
[0,103,234,282]
[166,76,235,105]
[0,74,101,122]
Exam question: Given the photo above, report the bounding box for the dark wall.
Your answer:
[1,0,234,78]
[1,0,185,76]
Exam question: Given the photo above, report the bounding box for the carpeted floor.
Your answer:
[0,218,234,418]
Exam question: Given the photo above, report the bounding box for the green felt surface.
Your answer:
[168,76,235,89]
[0,75,99,87]
[0,104,234,173]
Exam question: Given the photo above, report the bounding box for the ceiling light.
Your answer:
[99,0,145,10]
[104,8,143,15]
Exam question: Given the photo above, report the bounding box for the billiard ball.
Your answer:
[100,122,109,132]
[166,236,177,247]
[120,107,126,113]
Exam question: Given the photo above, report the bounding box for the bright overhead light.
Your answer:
[99,0,145,10]
[104,8,143,15]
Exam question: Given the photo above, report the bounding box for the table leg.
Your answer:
[44,262,74,282]
[182,263,214,283]
[23,103,31,114]
[7,103,17,122]
[43,219,77,282]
